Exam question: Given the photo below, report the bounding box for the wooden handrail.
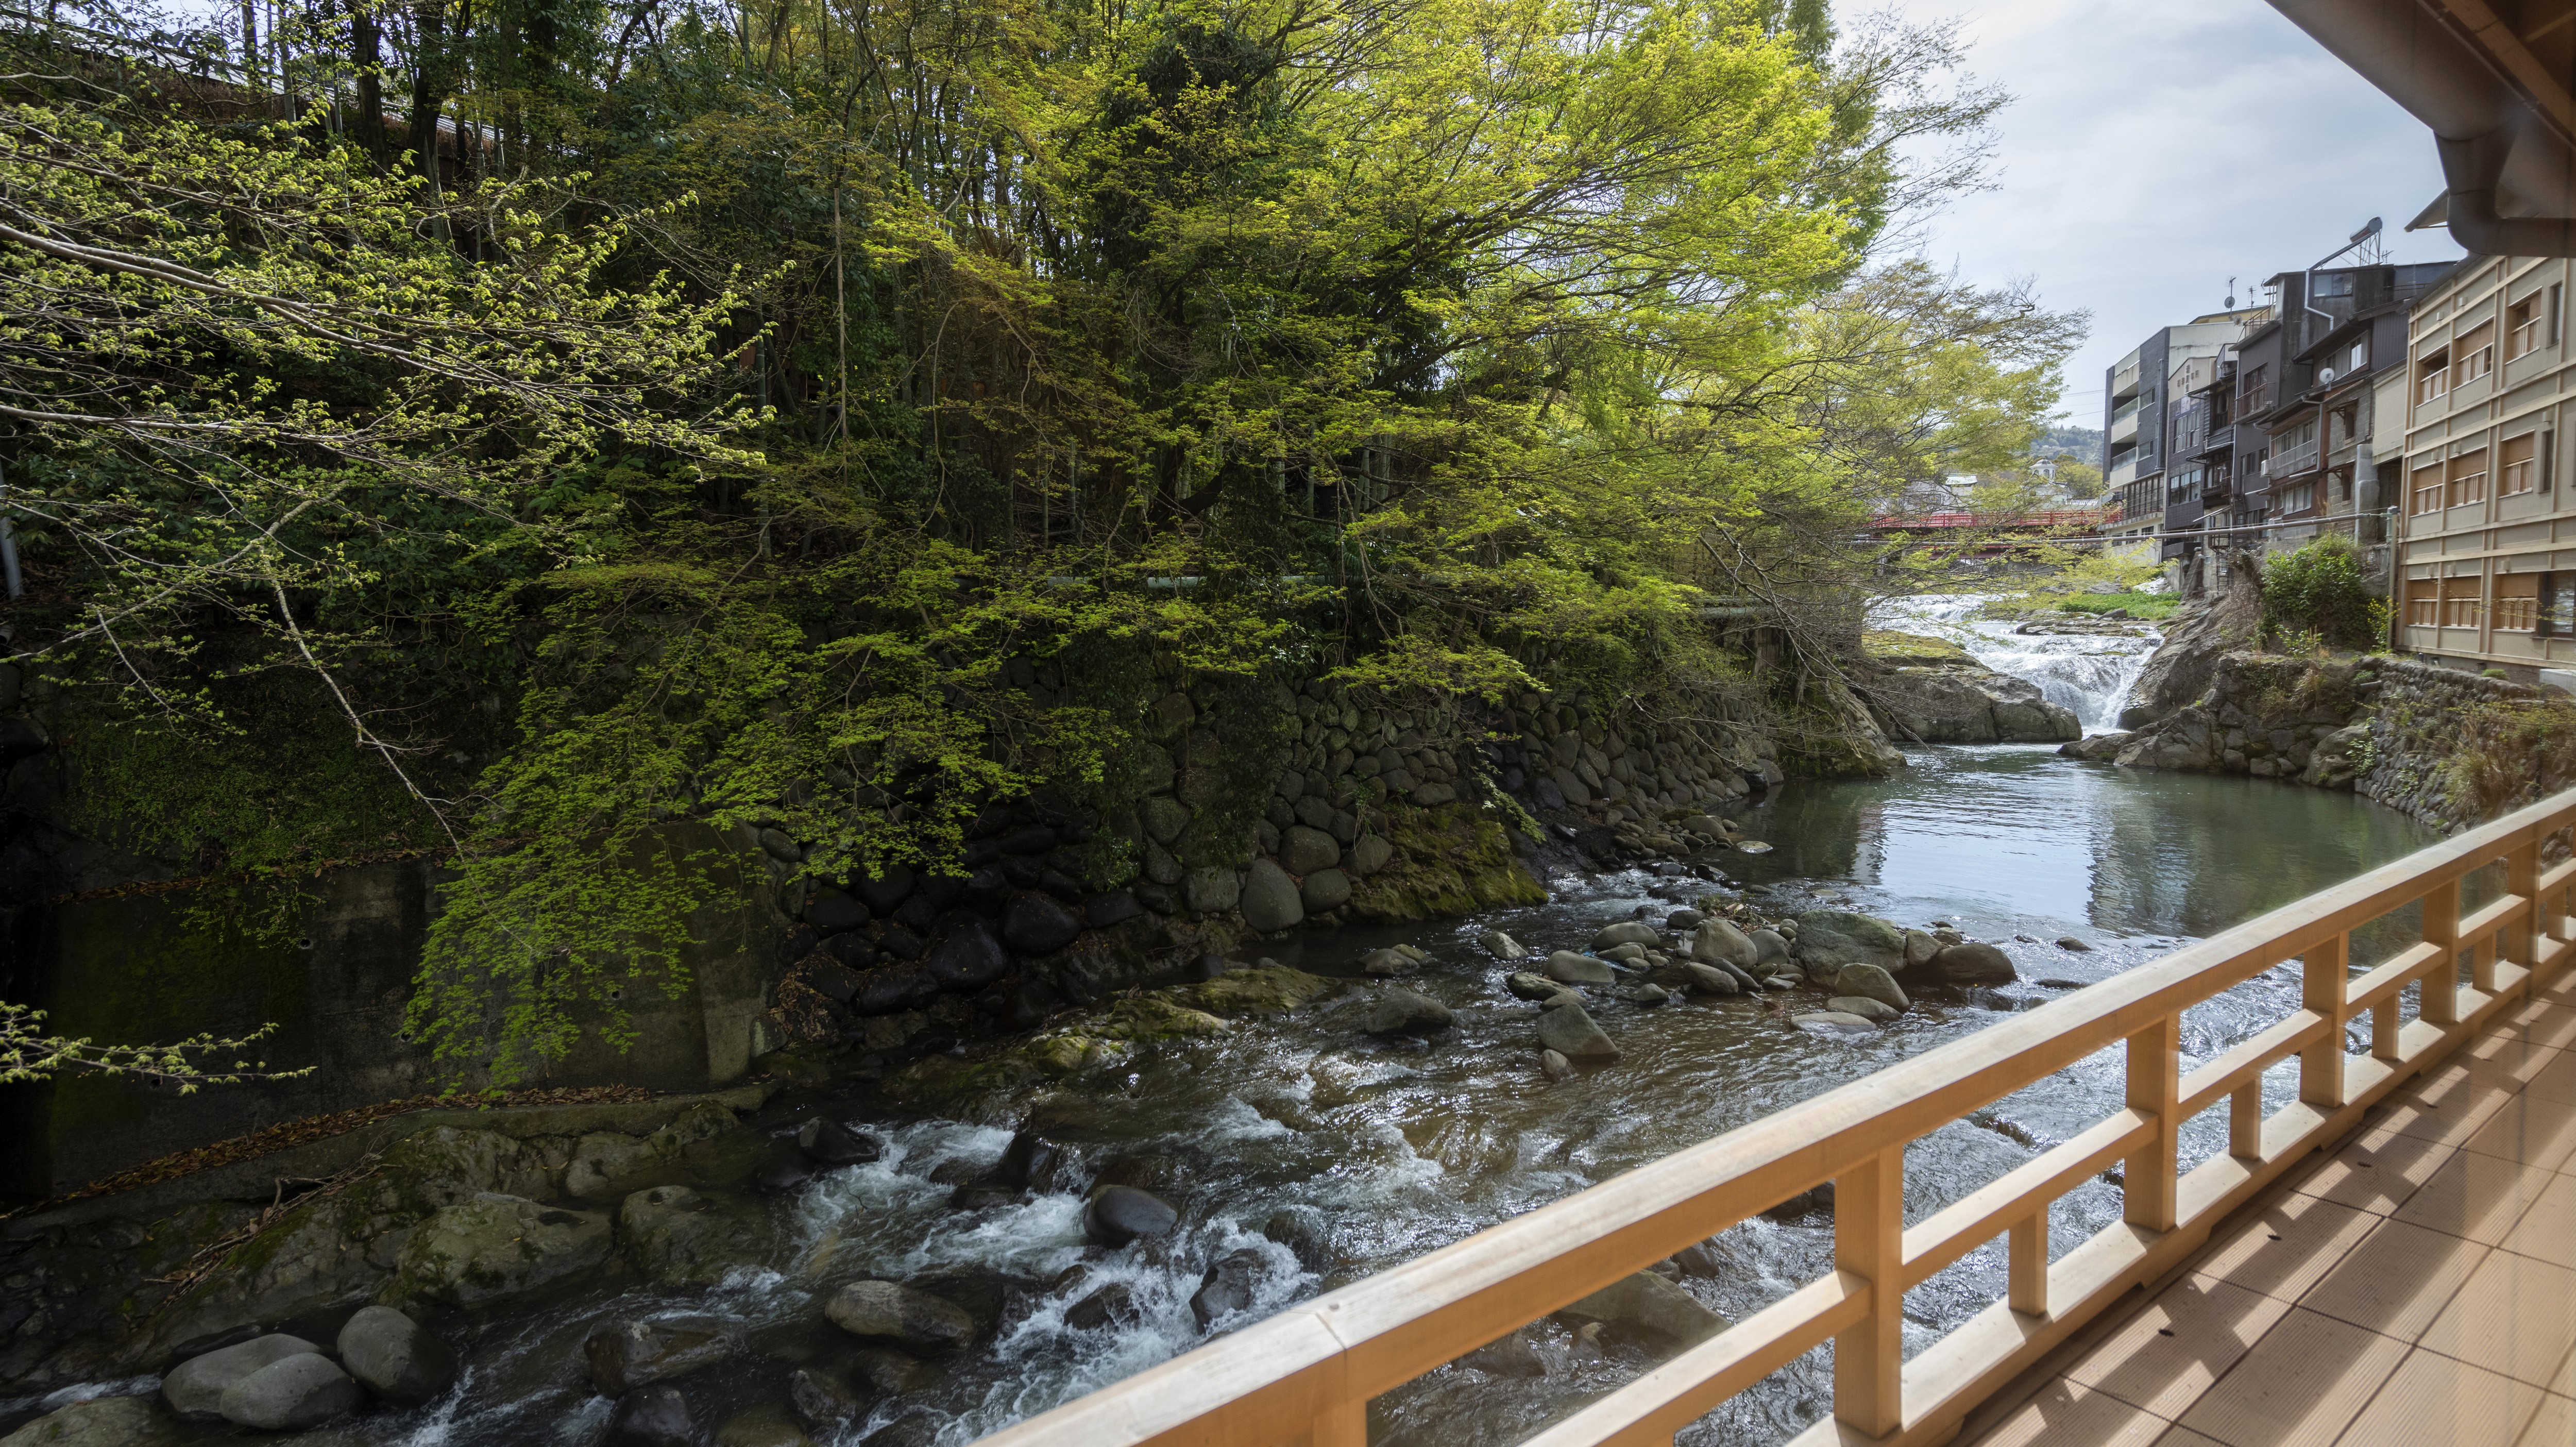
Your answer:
[971,789,2576,1447]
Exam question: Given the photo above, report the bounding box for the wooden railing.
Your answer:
[974,790,2576,1447]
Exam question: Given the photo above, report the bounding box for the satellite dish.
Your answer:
[2319,366,2338,383]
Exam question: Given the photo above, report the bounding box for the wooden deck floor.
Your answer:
[1963,965,2576,1447]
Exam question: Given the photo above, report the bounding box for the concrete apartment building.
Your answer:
[2104,321,2243,550]
[2394,255,2576,682]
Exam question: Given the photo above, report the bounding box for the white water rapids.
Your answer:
[1872,595,2163,734]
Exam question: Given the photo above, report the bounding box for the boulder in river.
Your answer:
[1083,1185,1179,1247]
[714,1405,810,1447]
[2120,546,2262,729]
[1359,947,1418,977]
[587,1319,738,1396]
[849,1346,948,1397]
[1064,1283,1140,1330]
[1240,858,1304,931]
[1692,918,1759,969]
[1902,941,2017,988]
[2057,936,2093,952]
[1868,649,2080,744]
[1792,911,1906,972]
[605,1386,696,1447]
[1832,964,1909,1013]
[218,1353,363,1432]
[0,1398,179,1447]
[1747,928,1790,966]
[386,1196,614,1314]
[1504,971,1569,1001]
[1590,920,1660,950]
[164,1334,321,1420]
[1540,1049,1574,1081]
[788,1368,864,1429]
[1300,868,1353,912]
[336,1306,456,1405]
[1478,929,1529,961]
[618,1185,778,1285]
[1665,908,1704,930]
[1544,951,1616,985]
[1364,989,1454,1036]
[1681,962,1740,997]
[1190,1248,1268,1328]
[1465,1330,1546,1378]
[1793,1011,1879,1038]
[1558,1270,1727,1347]
[1826,996,1901,1023]
[798,1118,884,1165]
[1537,1002,1618,1062]
[825,1281,978,1353]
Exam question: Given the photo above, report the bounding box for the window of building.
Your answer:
[2349,339,2368,372]
[2412,461,2446,515]
[2333,465,2354,502]
[2511,295,2544,359]
[2546,573,2576,636]
[2503,433,2539,496]
[2279,481,2317,515]
[2315,272,2355,298]
[2457,322,2497,383]
[2443,578,2484,628]
[2417,346,2450,403]
[2496,573,2541,632]
[2555,284,2566,346]
[2407,580,2439,628]
[2239,364,2271,414]
[2449,448,2490,508]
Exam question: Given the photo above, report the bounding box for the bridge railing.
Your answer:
[972,789,2576,1447]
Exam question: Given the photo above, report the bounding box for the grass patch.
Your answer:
[1863,630,1975,664]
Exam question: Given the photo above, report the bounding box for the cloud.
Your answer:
[1869,0,2460,419]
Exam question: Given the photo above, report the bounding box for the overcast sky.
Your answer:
[1873,0,2464,426]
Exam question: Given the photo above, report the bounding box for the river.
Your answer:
[7,608,2453,1447]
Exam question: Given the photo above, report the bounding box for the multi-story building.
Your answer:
[2105,319,2247,558]
[2394,255,2576,683]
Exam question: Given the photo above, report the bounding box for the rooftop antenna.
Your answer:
[2226,276,2237,309]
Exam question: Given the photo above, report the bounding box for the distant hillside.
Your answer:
[2035,423,2103,468]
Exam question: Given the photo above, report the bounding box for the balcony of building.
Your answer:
[2113,358,2143,402]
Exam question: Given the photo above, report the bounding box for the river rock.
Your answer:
[385,1194,612,1310]
[2056,936,2092,952]
[1902,930,1939,968]
[1544,951,1615,985]
[1364,989,1454,1035]
[1065,1282,1140,1330]
[825,1281,977,1353]
[1537,1002,1618,1062]
[1681,962,1740,996]
[1184,866,1243,916]
[218,1354,362,1432]
[1747,928,1790,966]
[1002,895,1082,955]
[755,1158,814,1195]
[164,1334,322,1420]
[1479,929,1529,961]
[587,1319,736,1397]
[927,919,1012,989]
[849,1346,947,1397]
[798,1118,883,1165]
[618,1185,778,1285]
[1692,918,1759,969]
[1239,858,1303,931]
[1260,1208,1334,1271]
[787,1368,863,1428]
[1083,1185,1179,1247]
[1908,941,2018,987]
[1590,920,1660,950]
[1618,982,1672,1005]
[1505,971,1569,1001]
[1465,1330,1547,1377]
[1359,947,1418,976]
[1792,911,1905,971]
[605,1386,696,1447]
[0,1398,179,1447]
[2120,546,2263,729]
[1826,996,1900,1023]
[1560,1270,1727,1346]
[1348,834,1395,876]
[1665,908,1704,930]
[1832,964,1908,1012]
[1190,1248,1268,1328]
[336,1306,456,1405]
[715,1406,810,1447]
[2059,732,2131,762]
[1300,868,1352,912]
[1540,1049,1573,1081]
[1793,1012,1879,1038]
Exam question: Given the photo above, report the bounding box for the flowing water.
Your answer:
[10,610,2459,1447]
[1873,595,2164,733]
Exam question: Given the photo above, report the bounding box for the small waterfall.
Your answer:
[1875,595,2163,734]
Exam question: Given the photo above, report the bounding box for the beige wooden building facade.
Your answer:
[2397,255,2576,684]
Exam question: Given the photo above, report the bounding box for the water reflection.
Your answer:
[1725,745,2442,944]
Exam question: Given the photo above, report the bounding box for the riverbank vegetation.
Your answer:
[0,0,2081,1081]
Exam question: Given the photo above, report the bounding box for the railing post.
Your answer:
[2300,934,2350,1108]
[2125,1016,2179,1232]
[2009,1209,2049,1318]
[2506,843,2539,984]
[1833,1146,1904,1438]
[2424,879,2463,1023]
[2229,1084,2263,1159]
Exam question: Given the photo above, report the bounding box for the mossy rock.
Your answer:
[1170,964,1338,1017]
[1350,804,1548,923]
[1863,630,1974,666]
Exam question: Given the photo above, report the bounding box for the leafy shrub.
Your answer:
[2262,539,2379,651]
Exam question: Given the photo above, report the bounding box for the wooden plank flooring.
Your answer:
[1964,967,2576,1447]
